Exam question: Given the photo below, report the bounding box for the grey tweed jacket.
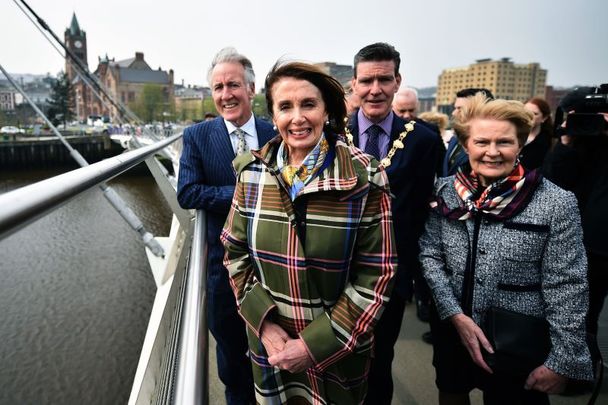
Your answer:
[419,176,593,380]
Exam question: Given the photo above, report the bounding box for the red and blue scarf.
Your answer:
[431,163,542,221]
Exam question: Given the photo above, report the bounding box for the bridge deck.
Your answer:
[208,303,608,404]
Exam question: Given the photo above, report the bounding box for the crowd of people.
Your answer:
[176,42,605,404]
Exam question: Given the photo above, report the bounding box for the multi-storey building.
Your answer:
[314,62,353,89]
[174,84,211,122]
[436,58,547,113]
[417,87,437,114]
[0,90,17,111]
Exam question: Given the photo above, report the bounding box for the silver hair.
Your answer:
[207,47,255,87]
[396,86,419,100]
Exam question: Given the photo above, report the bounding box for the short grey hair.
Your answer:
[397,87,418,100]
[207,47,255,87]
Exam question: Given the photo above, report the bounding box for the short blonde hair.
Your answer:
[418,111,449,132]
[453,93,533,147]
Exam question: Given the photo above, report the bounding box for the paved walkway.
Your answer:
[209,303,608,404]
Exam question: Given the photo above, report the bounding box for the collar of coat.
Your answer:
[233,134,378,200]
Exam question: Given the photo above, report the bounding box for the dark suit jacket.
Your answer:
[414,118,446,176]
[349,112,440,297]
[177,116,275,292]
[442,135,468,177]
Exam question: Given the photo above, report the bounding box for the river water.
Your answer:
[0,167,172,404]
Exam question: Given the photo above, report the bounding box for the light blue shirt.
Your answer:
[357,110,394,158]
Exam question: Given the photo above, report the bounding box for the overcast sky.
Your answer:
[1,0,606,90]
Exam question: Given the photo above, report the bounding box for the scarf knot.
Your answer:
[277,134,330,200]
[431,163,542,221]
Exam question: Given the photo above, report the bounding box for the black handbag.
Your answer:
[482,306,551,376]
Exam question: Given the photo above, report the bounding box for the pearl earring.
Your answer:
[273,125,277,131]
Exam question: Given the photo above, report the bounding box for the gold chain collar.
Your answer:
[344,119,416,168]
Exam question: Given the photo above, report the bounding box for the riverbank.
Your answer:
[0,134,124,168]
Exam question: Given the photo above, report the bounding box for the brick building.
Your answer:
[65,13,174,122]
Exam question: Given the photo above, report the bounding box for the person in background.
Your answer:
[543,86,608,342]
[419,111,450,147]
[393,86,446,180]
[177,47,275,405]
[392,87,420,121]
[345,86,362,117]
[204,112,217,121]
[348,42,441,404]
[420,94,592,405]
[443,88,494,177]
[520,97,553,170]
[221,61,396,404]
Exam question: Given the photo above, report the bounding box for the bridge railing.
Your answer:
[0,133,181,240]
[173,210,208,404]
[0,133,210,404]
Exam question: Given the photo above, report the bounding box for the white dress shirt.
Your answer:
[224,114,259,155]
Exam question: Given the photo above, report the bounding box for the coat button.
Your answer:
[479,248,486,255]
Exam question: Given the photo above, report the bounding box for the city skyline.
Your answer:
[1,0,606,91]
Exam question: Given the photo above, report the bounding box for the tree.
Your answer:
[201,97,218,118]
[46,71,73,127]
[252,94,269,119]
[130,84,167,122]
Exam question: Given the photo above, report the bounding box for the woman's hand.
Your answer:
[260,320,290,358]
[524,365,568,394]
[268,338,314,373]
[450,313,494,374]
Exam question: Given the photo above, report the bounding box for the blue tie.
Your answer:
[365,125,382,160]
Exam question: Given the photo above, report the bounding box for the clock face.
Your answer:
[74,40,82,49]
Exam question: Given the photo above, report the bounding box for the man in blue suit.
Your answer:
[348,43,441,405]
[177,47,275,405]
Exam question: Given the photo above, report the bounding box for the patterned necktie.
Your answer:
[365,124,383,160]
[234,128,249,155]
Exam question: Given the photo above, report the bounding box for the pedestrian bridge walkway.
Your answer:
[207,303,608,404]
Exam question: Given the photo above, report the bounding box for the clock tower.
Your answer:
[64,12,88,82]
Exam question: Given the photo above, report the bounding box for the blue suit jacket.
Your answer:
[348,112,440,297]
[442,135,468,177]
[177,116,275,292]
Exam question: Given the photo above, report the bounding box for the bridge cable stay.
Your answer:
[13,0,176,160]
[9,5,152,145]
[0,64,166,258]
[14,0,140,124]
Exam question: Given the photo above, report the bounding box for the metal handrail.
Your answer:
[0,133,182,241]
[173,210,209,404]
[0,129,210,403]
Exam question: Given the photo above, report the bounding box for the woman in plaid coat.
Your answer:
[221,62,396,404]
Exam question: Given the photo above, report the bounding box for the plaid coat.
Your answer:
[221,135,396,404]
